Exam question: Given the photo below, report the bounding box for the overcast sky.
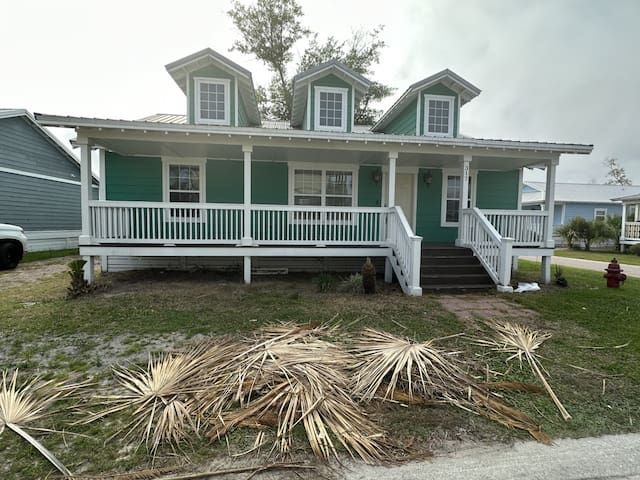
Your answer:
[3,0,638,183]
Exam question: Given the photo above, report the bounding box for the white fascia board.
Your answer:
[35,114,594,155]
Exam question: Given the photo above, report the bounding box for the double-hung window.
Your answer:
[164,159,206,219]
[195,77,230,125]
[424,94,454,137]
[441,171,474,226]
[315,87,348,132]
[594,208,607,222]
[292,168,354,221]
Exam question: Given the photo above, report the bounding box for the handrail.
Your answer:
[482,209,548,247]
[460,207,513,289]
[386,206,422,296]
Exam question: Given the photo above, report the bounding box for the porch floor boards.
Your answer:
[420,244,494,293]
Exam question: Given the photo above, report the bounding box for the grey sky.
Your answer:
[3,0,638,183]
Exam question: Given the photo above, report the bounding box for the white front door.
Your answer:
[395,173,415,229]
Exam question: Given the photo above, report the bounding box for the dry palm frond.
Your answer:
[478,381,545,393]
[478,321,571,421]
[349,329,552,444]
[207,324,388,463]
[0,369,79,477]
[85,340,236,454]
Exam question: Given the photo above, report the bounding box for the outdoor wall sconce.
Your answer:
[371,168,382,184]
[422,170,433,186]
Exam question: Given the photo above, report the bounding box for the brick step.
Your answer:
[421,273,493,286]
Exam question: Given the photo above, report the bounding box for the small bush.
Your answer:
[67,259,93,298]
[629,244,640,256]
[362,257,376,294]
[315,272,337,293]
[554,265,568,287]
[339,273,364,294]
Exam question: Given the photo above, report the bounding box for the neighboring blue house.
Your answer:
[0,109,99,251]
[522,182,640,226]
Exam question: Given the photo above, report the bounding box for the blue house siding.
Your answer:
[561,203,622,225]
[0,171,82,230]
[0,116,79,179]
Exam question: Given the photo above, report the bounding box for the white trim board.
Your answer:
[0,166,98,188]
[194,77,231,126]
[314,86,348,133]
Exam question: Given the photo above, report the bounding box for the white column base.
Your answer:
[512,256,519,272]
[241,237,254,246]
[541,256,552,284]
[407,286,422,296]
[243,256,251,284]
[83,256,95,284]
[79,234,91,245]
[497,285,514,293]
[384,257,393,283]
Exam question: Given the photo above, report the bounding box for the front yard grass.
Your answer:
[0,264,638,478]
[554,247,640,266]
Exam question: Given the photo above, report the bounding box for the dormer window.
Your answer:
[315,86,347,132]
[195,77,230,125]
[424,94,454,137]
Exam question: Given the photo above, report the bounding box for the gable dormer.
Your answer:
[372,69,480,137]
[291,60,372,133]
[165,48,261,127]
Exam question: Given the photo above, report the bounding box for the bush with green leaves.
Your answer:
[339,273,364,294]
[67,259,93,298]
[629,244,640,256]
[315,272,337,293]
[556,215,621,251]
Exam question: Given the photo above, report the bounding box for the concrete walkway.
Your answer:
[521,255,640,278]
[345,433,640,480]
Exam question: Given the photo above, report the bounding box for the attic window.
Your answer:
[195,77,230,125]
[315,87,347,132]
[424,94,454,137]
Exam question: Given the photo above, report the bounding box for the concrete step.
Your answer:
[421,273,494,286]
[421,283,494,293]
[421,264,487,275]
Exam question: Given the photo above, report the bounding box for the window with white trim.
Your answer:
[424,94,454,137]
[441,171,474,226]
[594,208,607,222]
[293,168,354,207]
[195,77,230,125]
[627,205,637,222]
[315,87,348,132]
[163,159,206,219]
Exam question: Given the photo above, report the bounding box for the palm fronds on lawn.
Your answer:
[84,339,237,454]
[476,321,571,421]
[0,369,80,477]
[207,323,388,463]
[349,329,552,444]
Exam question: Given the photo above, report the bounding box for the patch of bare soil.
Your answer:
[0,256,81,291]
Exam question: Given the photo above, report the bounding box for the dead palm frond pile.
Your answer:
[349,329,552,444]
[477,321,571,421]
[207,323,389,463]
[0,369,80,477]
[84,339,237,453]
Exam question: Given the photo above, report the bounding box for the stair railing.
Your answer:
[387,206,423,296]
[459,207,513,290]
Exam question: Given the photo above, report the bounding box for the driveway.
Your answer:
[521,255,640,278]
[346,433,640,480]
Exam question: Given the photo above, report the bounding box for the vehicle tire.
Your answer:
[0,242,21,270]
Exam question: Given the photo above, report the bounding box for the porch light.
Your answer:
[371,169,382,184]
[422,170,433,186]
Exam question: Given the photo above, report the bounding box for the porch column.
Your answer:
[541,158,558,284]
[242,145,253,247]
[98,148,108,273]
[455,155,471,246]
[620,203,627,252]
[387,151,398,207]
[79,141,94,283]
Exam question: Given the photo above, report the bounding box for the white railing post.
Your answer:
[242,145,253,246]
[387,152,397,208]
[544,159,558,248]
[497,237,514,292]
[621,203,627,244]
[410,237,422,294]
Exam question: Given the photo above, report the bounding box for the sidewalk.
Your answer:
[520,255,640,278]
[345,433,640,480]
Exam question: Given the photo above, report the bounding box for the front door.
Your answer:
[395,173,415,230]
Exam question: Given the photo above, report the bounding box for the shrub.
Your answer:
[339,273,364,294]
[361,258,376,294]
[629,244,640,256]
[315,272,337,293]
[554,265,568,287]
[67,259,92,298]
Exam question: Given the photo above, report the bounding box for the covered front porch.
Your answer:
[620,196,640,251]
[34,113,581,295]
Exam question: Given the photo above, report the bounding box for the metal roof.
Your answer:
[372,69,481,132]
[522,182,640,204]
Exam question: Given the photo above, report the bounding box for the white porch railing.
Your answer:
[460,208,513,288]
[482,209,548,247]
[624,222,640,241]
[88,200,423,295]
[386,206,423,296]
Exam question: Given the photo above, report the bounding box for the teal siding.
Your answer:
[206,159,243,203]
[105,153,162,201]
[384,101,417,135]
[252,162,288,204]
[187,65,236,125]
[237,98,248,127]
[310,74,353,132]
[419,84,459,137]
[415,169,457,243]
[476,170,520,209]
[358,166,382,207]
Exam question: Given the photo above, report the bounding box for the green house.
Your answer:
[37,47,592,295]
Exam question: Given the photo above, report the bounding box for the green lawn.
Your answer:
[22,248,79,263]
[554,248,640,266]
[0,264,638,478]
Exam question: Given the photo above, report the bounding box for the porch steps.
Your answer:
[420,245,494,292]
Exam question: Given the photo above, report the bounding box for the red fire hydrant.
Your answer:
[604,258,627,288]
